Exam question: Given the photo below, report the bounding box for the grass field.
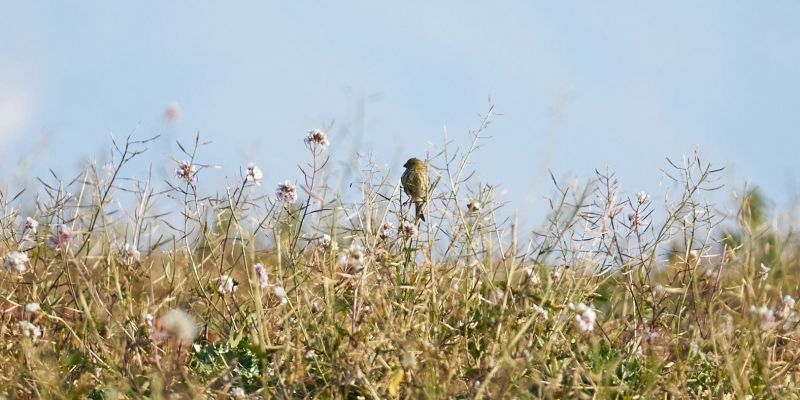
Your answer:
[2,113,799,399]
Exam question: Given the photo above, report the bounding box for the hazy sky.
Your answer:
[2,2,799,225]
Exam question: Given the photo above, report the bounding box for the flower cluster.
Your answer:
[230,387,246,398]
[337,243,366,275]
[255,263,270,288]
[400,224,418,239]
[25,217,39,234]
[636,191,650,205]
[246,162,263,185]
[175,160,198,186]
[758,263,771,282]
[18,320,42,342]
[531,304,548,320]
[379,222,395,240]
[252,263,287,304]
[217,274,238,294]
[467,200,482,213]
[3,251,29,273]
[319,234,336,251]
[276,180,298,203]
[25,303,41,313]
[145,313,155,333]
[273,285,289,304]
[785,295,797,309]
[47,224,74,249]
[304,129,329,151]
[778,295,798,327]
[569,302,597,332]
[748,295,799,331]
[116,243,141,266]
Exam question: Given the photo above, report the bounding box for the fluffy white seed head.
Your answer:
[159,309,199,342]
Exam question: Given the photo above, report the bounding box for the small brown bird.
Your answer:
[401,157,429,222]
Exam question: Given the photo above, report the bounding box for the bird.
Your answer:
[401,157,429,222]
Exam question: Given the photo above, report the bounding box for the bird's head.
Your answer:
[403,158,425,169]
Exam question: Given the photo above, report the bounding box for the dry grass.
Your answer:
[2,109,800,399]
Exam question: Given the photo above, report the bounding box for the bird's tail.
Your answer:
[415,201,425,222]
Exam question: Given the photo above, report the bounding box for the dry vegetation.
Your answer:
[2,109,800,399]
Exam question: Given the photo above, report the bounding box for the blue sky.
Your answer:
[2,2,799,225]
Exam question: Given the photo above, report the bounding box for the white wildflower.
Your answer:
[337,252,349,267]
[25,303,41,313]
[273,285,288,304]
[531,304,548,320]
[401,224,418,239]
[321,234,332,247]
[319,234,337,251]
[217,274,238,294]
[350,243,364,261]
[337,243,365,274]
[550,267,564,283]
[175,160,198,186]
[569,302,597,332]
[636,191,650,205]
[467,200,482,213]
[4,251,29,273]
[25,217,39,234]
[230,386,246,398]
[759,263,770,281]
[379,222,395,239]
[305,349,316,359]
[304,129,329,150]
[145,313,155,332]
[276,180,298,203]
[116,243,141,266]
[778,295,797,321]
[246,162,263,185]
[19,320,42,342]
[784,295,796,309]
[159,309,199,342]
